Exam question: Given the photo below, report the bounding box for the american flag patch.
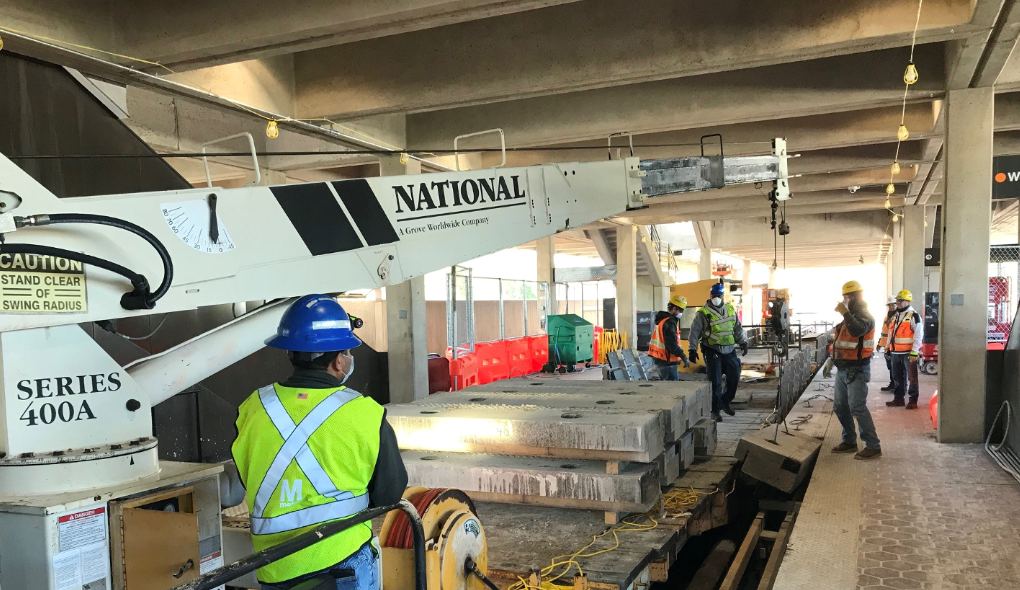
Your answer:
[297,392,308,399]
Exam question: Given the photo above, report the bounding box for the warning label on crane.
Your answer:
[0,253,87,314]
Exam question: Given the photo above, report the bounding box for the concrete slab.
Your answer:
[661,445,680,488]
[402,450,660,513]
[387,402,665,462]
[735,429,822,493]
[419,389,687,442]
[692,418,718,458]
[677,430,695,471]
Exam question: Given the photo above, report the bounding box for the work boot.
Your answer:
[906,402,918,410]
[886,399,906,407]
[722,403,736,417]
[854,448,882,460]
[881,384,895,392]
[711,411,723,422]
[831,442,857,453]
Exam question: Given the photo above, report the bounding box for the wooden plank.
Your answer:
[719,514,764,590]
[757,512,796,590]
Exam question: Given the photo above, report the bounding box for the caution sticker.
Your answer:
[0,253,87,314]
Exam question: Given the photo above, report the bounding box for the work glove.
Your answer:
[909,351,919,362]
[683,358,691,368]
[834,301,850,315]
[885,350,892,360]
[822,358,833,379]
[740,341,748,357]
[688,349,699,363]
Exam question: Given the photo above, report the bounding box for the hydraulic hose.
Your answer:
[10,213,174,309]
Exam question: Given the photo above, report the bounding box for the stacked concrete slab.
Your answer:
[387,380,713,518]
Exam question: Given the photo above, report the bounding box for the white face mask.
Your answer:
[711,297,722,306]
[340,352,355,384]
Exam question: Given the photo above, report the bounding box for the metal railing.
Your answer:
[171,500,426,590]
[648,225,679,279]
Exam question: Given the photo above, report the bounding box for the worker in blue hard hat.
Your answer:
[222,295,407,589]
[688,282,748,422]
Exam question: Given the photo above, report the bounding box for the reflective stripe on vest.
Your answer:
[832,323,875,361]
[878,317,891,348]
[889,311,917,353]
[700,305,736,346]
[648,318,681,363]
[251,385,369,536]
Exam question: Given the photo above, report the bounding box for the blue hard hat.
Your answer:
[710,282,725,296]
[266,295,362,352]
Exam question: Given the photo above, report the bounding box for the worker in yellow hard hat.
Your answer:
[878,296,897,392]
[649,294,690,381]
[825,280,881,460]
[886,289,923,410]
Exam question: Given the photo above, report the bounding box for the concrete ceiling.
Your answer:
[3,0,1020,268]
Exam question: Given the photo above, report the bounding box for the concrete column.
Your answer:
[536,236,557,315]
[260,168,288,186]
[742,261,753,323]
[903,205,926,301]
[616,225,638,342]
[938,87,993,443]
[653,286,669,311]
[381,156,428,403]
[699,248,712,280]
[891,221,904,296]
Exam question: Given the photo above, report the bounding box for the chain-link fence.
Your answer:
[989,245,1020,344]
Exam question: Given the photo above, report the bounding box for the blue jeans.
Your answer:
[657,364,679,381]
[704,347,741,412]
[884,353,893,383]
[262,541,379,590]
[833,364,881,450]
[891,353,919,403]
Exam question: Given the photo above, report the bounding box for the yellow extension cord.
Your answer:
[509,487,717,590]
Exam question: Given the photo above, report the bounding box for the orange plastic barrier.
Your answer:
[593,326,602,367]
[506,338,532,378]
[529,336,550,373]
[446,347,478,391]
[475,340,510,384]
[930,391,938,430]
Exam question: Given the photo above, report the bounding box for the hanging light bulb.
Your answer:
[904,62,919,85]
[891,161,901,175]
[266,120,279,139]
[0,33,4,52]
[886,183,896,195]
[885,198,892,208]
[893,213,900,223]
[897,125,910,141]
[399,152,410,165]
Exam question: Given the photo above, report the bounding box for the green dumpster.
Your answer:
[545,314,594,373]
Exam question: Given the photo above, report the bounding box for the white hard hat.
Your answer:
[887,297,897,304]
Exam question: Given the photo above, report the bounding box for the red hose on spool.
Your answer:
[383,488,449,549]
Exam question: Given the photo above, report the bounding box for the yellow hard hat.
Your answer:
[895,289,913,302]
[842,280,863,295]
[669,294,687,309]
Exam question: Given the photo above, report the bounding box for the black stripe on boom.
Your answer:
[271,183,363,255]
[332,179,400,246]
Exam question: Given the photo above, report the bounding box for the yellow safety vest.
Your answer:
[232,383,384,583]
[699,304,737,346]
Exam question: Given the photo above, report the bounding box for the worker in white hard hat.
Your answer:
[648,294,690,381]
[885,289,924,410]
[878,297,897,392]
[824,280,881,460]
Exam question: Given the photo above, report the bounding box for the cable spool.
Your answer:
[379,488,487,590]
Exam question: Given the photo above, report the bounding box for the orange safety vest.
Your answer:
[878,315,892,348]
[649,318,682,363]
[889,311,918,353]
[832,322,875,362]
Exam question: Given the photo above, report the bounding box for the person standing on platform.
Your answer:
[649,295,691,381]
[824,280,881,460]
[688,282,748,422]
[886,290,923,410]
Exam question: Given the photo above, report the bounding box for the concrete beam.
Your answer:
[407,45,946,148]
[584,229,616,266]
[296,0,969,120]
[632,191,896,222]
[710,211,892,250]
[108,1,586,71]
[627,199,907,224]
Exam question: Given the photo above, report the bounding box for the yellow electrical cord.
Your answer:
[0,25,401,149]
[508,485,724,590]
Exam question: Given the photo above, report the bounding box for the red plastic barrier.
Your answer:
[475,340,510,384]
[446,347,478,391]
[529,336,550,373]
[930,391,938,430]
[506,338,532,378]
[593,326,603,366]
